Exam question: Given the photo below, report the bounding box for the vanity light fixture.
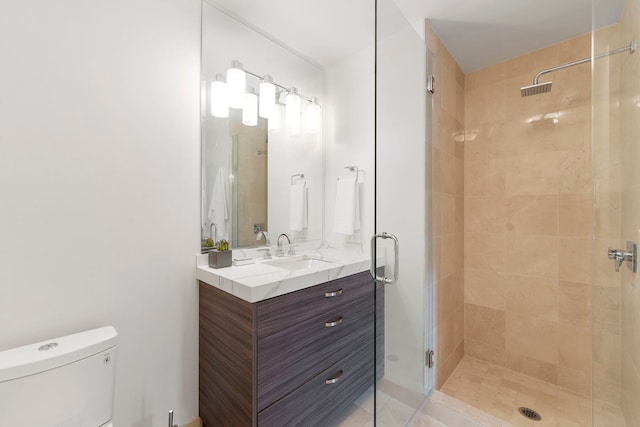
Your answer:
[216,61,321,133]
[268,102,282,131]
[227,60,246,109]
[306,97,321,133]
[242,86,258,126]
[259,74,276,119]
[285,87,301,131]
[210,74,229,118]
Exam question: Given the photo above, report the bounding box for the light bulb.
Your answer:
[227,60,245,109]
[306,97,321,133]
[210,74,229,118]
[286,87,301,132]
[259,74,276,119]
[268,103,281,131]
[243,87,258,126]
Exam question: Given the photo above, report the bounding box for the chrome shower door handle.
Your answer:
[370,232,399,284]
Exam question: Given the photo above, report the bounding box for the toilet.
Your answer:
[0,326,118,427]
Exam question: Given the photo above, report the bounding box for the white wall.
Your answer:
[0,1,201,425]
[324,46,375,253]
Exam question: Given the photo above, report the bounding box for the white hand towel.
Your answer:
[333,177,360,235]
[207,168,229,241]
[289,182,308,231]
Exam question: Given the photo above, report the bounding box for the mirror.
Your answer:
[229,112,268,248]
[201,3,324,250]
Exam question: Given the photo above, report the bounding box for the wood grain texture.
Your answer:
[258,341,375,427]
[199,271,384,427]
[256,271,373,338]
[257,294,374,410]
[184,418,202,427]
[376,280,385,380]
[199,282,256,427]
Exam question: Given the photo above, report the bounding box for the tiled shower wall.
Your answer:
[426,24,466,389]
[619,0,640,422]
[462,34,593,396]
[592,22,625,422]
[596,0,640,423]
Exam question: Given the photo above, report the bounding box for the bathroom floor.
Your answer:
[331,381,509,427]
[440,357,614,427]
[330,355,628,426]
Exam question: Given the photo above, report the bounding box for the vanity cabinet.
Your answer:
[199,270,383,427]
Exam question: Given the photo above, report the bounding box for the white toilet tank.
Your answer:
[0,326,117,427]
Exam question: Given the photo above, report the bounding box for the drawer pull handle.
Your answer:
[324,317,343,328]
[325,370,343,385]
[324,289,343,298]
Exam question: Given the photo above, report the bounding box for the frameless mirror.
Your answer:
[229,112,268,248]
[201,3,324,250]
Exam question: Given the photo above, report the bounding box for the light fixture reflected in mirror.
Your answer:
[268,103,282,131]
[307,97,321,133]
[227,60,246,109]
[286,87,301,132]
[259,75,275,119]
[210,74,229,118]
[214,62,320,134]
[242,87,258,126]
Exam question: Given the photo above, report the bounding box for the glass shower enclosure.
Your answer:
[373,0,433,422]
[592,0,640,424]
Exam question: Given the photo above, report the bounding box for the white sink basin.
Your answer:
[263,255,337,271]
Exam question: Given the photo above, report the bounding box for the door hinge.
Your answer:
[427,75,435,94]
[426,350,434,368]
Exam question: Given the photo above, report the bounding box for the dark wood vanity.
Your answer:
[199,270,383,426]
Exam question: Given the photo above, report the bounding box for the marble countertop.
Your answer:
[196,244,373,303]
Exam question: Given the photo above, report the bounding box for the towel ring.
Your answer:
[291,173,305,185]
[337,166,360,181]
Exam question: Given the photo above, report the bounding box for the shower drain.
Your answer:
[518,407,542,421]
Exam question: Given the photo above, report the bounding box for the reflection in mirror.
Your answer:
[201,3,324,250]
[229,112,268,248]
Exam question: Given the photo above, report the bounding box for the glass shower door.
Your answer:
[373,0,433,423]
[592,1,640,425]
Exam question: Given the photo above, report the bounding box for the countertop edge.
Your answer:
[196,249,377,303]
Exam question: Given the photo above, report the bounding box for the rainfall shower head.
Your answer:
[520,40,635,97]
[520,81,552,97]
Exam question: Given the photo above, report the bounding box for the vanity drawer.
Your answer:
[258,340,374,427]
[256,271,373,338]
[257,294,373,410]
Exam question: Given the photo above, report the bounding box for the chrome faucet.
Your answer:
[256,231,270,246]
[276,233,292,257]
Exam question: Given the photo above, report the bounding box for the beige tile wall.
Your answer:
[230,121,268,247]
[463,34,593,396]
[592,21,625,424]
[426,23,466,389]
[599,0,640,424]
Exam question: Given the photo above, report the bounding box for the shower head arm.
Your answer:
[532,40,636,85]
[533,57,590,84]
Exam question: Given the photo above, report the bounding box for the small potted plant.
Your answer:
[201,237,214,253]
[208,239,232,268]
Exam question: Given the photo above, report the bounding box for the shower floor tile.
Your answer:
[330,356,627,426]
[441,357,591,426]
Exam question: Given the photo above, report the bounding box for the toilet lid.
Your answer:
[101,422,113,427]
